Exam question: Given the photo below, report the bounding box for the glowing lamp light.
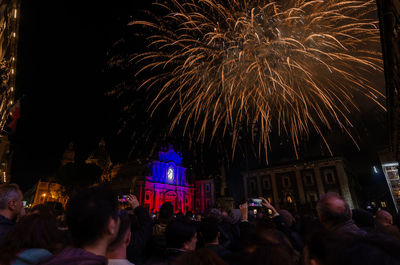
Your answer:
[12,57,15,61]
[12,32,16,38]
[14,9,17,19]
[11,69,14,74]
[42,193,46,197]
[10,87,13,92]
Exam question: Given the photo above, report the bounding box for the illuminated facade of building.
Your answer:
[378,148,400,212]
[0,0,20,183]
[243,157,359,212]
[135,147,195,214]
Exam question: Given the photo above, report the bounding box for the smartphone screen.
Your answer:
[248,198,262,207]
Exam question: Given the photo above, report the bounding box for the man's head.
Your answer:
[316,193,351,228]
[106,212,131,259]
[375,210,393,226]
[0,183,23,221]
[159,202,174,224]
[65,185,120,249]
[200,217,219,244]
[166,220,197,251]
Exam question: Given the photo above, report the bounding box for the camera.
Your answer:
[248,198,262,208]
[118,195,129,203]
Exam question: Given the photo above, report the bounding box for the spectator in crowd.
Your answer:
[305,231,400,265]
[106,212,134,265]
[165,220,197,264]
[258,198,304,251]
[151,202,174,258]
[0,213,62,265]
[375,210,400,239]
[38,185,120,265]
[173,248,227,265]
[0,183,25,242]
[125,195,153,265]
[199,217,235,264]
[351,209,375,233]
[316,193,366,236]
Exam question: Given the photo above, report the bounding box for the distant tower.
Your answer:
[61,142,75,166]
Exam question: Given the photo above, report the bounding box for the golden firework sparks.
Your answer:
[130,0,384,159]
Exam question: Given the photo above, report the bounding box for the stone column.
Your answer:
[336,162,355,209]
[314,167,325,197]
[295,168,306,204]
[271,172,280,208]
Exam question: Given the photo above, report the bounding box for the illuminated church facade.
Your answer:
[135,147,198,214]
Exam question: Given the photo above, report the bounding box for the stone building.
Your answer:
[243,157,359,212]
[193,178,215,213]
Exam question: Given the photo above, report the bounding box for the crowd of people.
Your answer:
[0,183,400,265]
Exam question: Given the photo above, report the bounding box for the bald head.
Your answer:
[316,193,351,228]
[375,210,393,226]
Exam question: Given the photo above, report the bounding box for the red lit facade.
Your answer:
[136,147,195,214]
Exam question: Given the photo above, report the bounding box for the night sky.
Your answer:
[10,0,391,205]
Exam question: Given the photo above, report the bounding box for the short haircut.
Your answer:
[159,202,174,223]
[0,183,20,209]
[200,217,219,243]
[166,220,197,249]
[316,193,351,226]
[65,185,119,247]
[107,212,131,251]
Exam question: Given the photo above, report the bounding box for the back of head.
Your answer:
[166,220,197,249]
[173,248,227,265]
[107,212,131,252]
[200,217,219,244]
[278,209,295,227]
[316,193,351,227]
[352,209,375,231]
[0,183,20,210]
[159,202,174,224]
[0,213,61,265]
[66,185,118,247]
[244,241,299,265]
[376,210,393,226]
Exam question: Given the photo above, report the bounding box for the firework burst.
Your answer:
[130,0,384,159]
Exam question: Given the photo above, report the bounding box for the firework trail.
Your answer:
[130,0,384,159]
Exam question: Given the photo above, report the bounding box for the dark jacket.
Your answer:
[37,248,107,265]
[273,215,304,251]
[330,219,367,236]
[127,206,153,265]
[0,214,14,243]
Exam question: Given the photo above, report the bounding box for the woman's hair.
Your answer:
[173,248,227,265]
[0,213,62,265]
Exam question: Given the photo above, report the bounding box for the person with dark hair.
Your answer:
[125,195,153,265]
[258,198,304,251]
[107,212,133,265]
[0,213,62,265]
[351,209,375,233]
[165,220,197,264]
[150,202,174,260]
[0,183,25,242]
[199,217,235,265]
[305,231,400,265]
[173,248,227,265]
[316,193,365,236]
[38,185,120,265]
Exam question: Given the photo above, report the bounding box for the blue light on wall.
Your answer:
[158,146,183,166]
